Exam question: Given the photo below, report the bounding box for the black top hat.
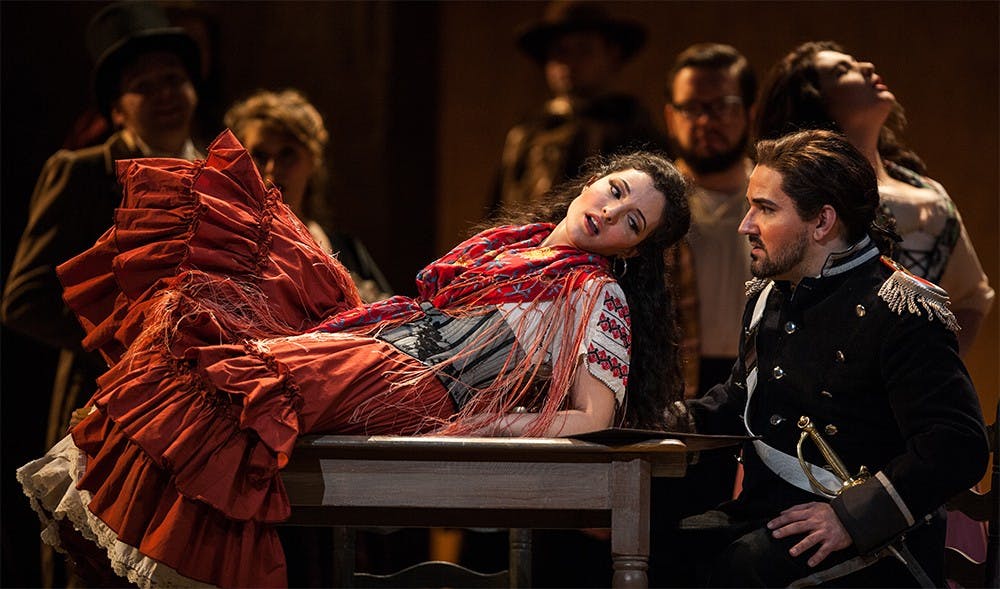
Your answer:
[515,1,647,65]
[86,1,201,117]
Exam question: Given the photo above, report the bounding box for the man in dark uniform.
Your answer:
[2,4,200,584]
[680,129,988,587]
[492,0,665,212]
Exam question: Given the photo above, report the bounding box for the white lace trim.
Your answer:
[16,435,217,589]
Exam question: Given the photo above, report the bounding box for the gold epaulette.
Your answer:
[745,277,771,298]
[876,257,959,332]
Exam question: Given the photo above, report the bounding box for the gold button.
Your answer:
[855,304,866,317]
[773,366,785,379]
[834,350,845,363]
[824,424,838,436]
[820,390,833,398]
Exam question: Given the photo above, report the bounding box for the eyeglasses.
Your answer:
[670,96,744,120]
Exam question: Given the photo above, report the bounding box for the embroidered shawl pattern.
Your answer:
[313,223,620,435]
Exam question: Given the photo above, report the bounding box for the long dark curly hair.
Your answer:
[475,151,692,430]
[754,41,925,174]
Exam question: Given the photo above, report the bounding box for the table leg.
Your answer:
[333,526,356,588]
[611,459,651,589]
[509,528,531,588]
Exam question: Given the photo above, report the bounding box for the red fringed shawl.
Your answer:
[314,223,620,436]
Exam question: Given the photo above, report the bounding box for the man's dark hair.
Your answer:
[666,43,757,108]
[754,129,894,250]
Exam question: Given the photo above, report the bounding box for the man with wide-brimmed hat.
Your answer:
[2,4,202,583]
[491,0,666,212]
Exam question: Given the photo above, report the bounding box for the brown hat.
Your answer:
[86,1,201,117]
[515,1,647,65]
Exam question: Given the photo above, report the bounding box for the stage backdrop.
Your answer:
[1,3,996,586]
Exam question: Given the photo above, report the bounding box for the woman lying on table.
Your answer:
[18,130,690,588]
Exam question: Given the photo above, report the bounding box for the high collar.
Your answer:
[817,236,881,278]
[774,236,880,303]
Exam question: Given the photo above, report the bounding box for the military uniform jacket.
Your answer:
[689,237,988,556]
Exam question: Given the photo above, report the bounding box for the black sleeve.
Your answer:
[686,359,748,436]
[831,311,988,553]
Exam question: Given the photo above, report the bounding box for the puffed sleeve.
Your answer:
[938,219,994,316]
[929,179,994,316]
[577,280,631,407]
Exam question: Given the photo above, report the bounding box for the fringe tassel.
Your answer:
[345,272,612,438]
[877,268,959,333]
[436,274,608,437]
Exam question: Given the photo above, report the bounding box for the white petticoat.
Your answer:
[16,434,214,588]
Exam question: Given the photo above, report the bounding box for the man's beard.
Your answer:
[672,134,748,176]
[749,231,810,279]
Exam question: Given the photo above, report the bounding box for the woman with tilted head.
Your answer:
[18,132,690,588]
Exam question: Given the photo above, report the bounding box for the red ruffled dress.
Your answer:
[16,131,627,588]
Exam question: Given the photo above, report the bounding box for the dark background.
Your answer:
[2,2,997,586]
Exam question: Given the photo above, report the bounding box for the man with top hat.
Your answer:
[3,8,201,585]
[4,4,201,580]
[491,0,665,211]
[675,129,988,587]
[2,0,202,537]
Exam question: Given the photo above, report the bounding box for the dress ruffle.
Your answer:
[57,131,361,364]
[18,433,280,588]
[29,131,367,587]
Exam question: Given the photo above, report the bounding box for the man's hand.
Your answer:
[767,502,853,567]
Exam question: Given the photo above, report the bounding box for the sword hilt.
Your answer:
[797,416,870,497]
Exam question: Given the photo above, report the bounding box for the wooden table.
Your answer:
[281,433,736,588]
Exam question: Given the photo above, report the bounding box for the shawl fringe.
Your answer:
[314,223,618,437]
[434,274,612,436]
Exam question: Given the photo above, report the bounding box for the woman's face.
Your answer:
[563,168,666,257]
[240,120,314,216]
[814,50,896,135]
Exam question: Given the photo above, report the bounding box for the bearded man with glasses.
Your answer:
[664,42,758,397]
[650,43,758,587]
